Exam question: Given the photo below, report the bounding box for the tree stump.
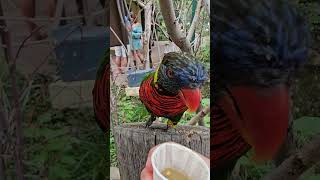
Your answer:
[113,122,210,180]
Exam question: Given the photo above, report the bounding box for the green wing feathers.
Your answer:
[141,71,155,84]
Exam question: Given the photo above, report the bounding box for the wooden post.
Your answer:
[113,123,209,180]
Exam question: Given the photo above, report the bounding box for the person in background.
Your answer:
[129,13,144,70]
[113,45,128,75]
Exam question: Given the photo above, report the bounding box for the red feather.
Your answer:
[92,63,110,132]
[139,76,187,118]
[211,104,250,168]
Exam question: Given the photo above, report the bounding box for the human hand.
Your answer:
[140,142,210,180]
[140,144,159,180]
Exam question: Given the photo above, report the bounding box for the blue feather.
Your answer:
[212,0,310,86]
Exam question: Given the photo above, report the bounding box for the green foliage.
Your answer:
[154,0,210,47]
[179,98,210,127]
[195,39,210,70]
[233,153,274,180]
[0,72,110,179]
[294,0,320,46]
[294,117,320,138]
[110,135,118,167]
[292,67,320,118]
[117,96,150,123]
[302,175,320,180]
[23,108,109,180]
[195,41,210,98]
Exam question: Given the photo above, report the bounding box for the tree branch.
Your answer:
[0,96,8,180]
[0,3,8,178]
[186,0,203,42]
[188,105,210,126]
[203,0,210,14]
[133,0,146,8]
[158,0,192,53]
[2,27,24,180]
[263,134,320,180]
[143,0,153,69]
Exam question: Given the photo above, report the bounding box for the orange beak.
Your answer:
[179,88,201,112]
[218,84,289,161]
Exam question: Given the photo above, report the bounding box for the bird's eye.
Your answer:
[189,76,197,83]
[167,69,174,78]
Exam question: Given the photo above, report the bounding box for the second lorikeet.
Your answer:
[211,0,310,179]
[93,49,110,132]
[139,52,208,129]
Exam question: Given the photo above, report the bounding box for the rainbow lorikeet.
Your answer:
[211,0,310,178]
[139,52,208,129]
[93,49,110,132]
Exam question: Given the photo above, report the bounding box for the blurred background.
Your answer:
[0,0,108,179]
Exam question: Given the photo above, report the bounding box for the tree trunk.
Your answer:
[158,0,192,53]
[1,14,24,180]
[113,123,210,180]
[143,1,152,70]
[0,2,8,179]
[0,96,7,180]
[0,159,6,180]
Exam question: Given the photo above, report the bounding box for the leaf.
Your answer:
[300,175,320,180]
[20,81,34,111]
[48,165,71,179]
[201,98,210,106]
[33,151,48,166]
[40,128,68,139]
[60,155,77,166]
[24,127,41,138]
[294,117,320,137]
[37,112,52,123]
[72,152,90,172]
[45,138,69,151]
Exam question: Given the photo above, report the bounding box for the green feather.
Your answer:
[141,71,155,83]
[153,64,161,84]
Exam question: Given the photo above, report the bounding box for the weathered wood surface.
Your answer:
[113,122,210,180]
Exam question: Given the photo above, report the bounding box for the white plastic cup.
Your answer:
[151,143,210,180]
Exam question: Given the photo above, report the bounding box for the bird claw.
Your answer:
[147,123,168,130]
[145,115,156,128]
[165,126,177,133]
[145,121,153,128]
